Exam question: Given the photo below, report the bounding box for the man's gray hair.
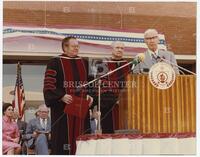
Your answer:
[111,41,125,48]
[38,104,49,111]
[144,29,159,38]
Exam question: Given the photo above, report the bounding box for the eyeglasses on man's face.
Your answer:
[145,36,158,40]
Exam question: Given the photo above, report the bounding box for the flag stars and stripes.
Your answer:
[12,63,26,119]
[4,27,166,50]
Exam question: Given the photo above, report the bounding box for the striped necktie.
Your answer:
[42,119,46,130]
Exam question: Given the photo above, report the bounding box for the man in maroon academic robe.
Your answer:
[91,41,131,133]
[104,41,131,131]
[43,37,93,155]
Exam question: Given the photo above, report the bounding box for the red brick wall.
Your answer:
[3,2,196,55]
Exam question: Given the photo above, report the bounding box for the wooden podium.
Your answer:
[118,74,196,133]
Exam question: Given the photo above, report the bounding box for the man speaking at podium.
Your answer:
[133,29,179,74]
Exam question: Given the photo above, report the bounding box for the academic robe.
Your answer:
[105,59,131,131]
[92,58,131,133]
[43,54,90,155]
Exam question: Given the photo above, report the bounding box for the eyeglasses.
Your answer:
[145,36,158,40]
[64,44,79,48]
[70,45,80,48]
[40,111,49,113]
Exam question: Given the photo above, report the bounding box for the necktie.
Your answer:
[151,53,158,64]
[42,119,46,130]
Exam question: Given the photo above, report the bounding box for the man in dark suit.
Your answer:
[133,29,180,74]
[25,104,51,155]
[12,111,27,135]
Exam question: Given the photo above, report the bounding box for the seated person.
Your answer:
[90,106,101,134]
[25,104,51,155]
[12,111,27,154]
[12,111,27,136]
[2,103,21,155]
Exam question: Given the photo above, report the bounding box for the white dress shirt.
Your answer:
[148,49,159,59]
[40,118,47,130]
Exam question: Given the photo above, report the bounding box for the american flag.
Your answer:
[12,62,26,119]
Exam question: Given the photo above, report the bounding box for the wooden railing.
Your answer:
[119,74,196,133]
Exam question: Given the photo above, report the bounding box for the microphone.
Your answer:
[82,55,145,88]
[154,54,196,75]
[131,53,145,70]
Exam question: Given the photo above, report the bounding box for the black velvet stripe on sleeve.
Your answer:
[43,57,66,108]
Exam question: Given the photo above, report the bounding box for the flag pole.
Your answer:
[13,61,26,121]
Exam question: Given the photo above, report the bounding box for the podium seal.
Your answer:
[149,62,176,90]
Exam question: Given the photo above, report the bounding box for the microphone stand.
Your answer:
[156,55,196,75]
[81,59,136,134]
[82,61,134,88]
[95,79,102,134]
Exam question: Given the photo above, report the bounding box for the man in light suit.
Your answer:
[133,29,179,74]
[25,104,51,155]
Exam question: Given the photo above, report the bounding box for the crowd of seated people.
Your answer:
[2,103,52,155]
[2,100,101,155]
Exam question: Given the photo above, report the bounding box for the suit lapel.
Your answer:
[158,49,164,59]
[144,51,153,67]
[36,117,43,130]
[46,118,51,131]
[158,50,168,62]
[36,117,50,131]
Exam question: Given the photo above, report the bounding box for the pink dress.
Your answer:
[2,116,21,154]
